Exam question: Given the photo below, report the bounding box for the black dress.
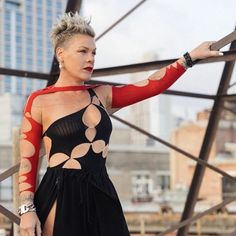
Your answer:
[34,88,130,236]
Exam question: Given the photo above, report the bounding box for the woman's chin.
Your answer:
[81,76,91,82]
[73,74,91,83]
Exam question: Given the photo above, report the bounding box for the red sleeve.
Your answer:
[111,61,186,108]
[19,92,42,194]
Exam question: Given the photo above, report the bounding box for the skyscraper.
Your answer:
[0,0,67,95]
[0,0,67,142]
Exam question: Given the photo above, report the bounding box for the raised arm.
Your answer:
[19,92,42,235]
[111,58,186,108]
[103,41,223,111]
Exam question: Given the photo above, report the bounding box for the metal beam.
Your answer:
[95,0,147,41]
[222,93,236,101]
[177,35,236,236]
[158,197,236,236]
[91,50,236,77]
[210,31,236,51]
[0,67,51,80]
[0,164,20,182]
[223,105,236,116]
[0,205,20,225]
[1,50,235,80]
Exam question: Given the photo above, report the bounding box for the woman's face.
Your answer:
[57,33,96,82]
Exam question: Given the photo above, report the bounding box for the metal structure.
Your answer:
[0,0,236,235]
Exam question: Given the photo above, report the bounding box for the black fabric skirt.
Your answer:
[34,166,130,236]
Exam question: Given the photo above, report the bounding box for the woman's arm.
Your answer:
[19,92,42,235]
[103,41,223,110]
[111,58,186,108]
[19,92,42,205]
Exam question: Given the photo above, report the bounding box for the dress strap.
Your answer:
[87,88,105,108]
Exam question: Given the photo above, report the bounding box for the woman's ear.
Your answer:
[55,47,64,62]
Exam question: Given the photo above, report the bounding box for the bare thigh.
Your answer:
[42,200,57,236]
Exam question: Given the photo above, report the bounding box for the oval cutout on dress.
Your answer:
[91,140,106,153]
[49,153,70,167]
[62,159,82,169]
[71,143,91,158]
[82,104,101,128]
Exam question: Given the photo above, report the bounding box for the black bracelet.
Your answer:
[183,52,194,68]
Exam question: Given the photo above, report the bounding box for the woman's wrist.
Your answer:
[18,202,36,216]
[20,192,34,205]
[189,51,197,61]
[177,57,188,70]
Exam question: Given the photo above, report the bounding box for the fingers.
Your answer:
[210,50,224,57]
[28,227,35,236]
[207,41,224,57]
[36,221,42,236]
[209,41,217,46]
[20,228,30,236]
[20,227,35,236]
[20,229,28,236]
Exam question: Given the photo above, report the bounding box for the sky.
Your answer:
[80,0,236,120]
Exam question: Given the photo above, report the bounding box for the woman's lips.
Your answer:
[84,67,93,72]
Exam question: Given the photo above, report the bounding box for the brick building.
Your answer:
[170,108,236,205]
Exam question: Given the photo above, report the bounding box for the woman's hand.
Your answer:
[189,41,223,61]
[20,211,42,236]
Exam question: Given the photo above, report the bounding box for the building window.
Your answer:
[26,79,32,94]
[146,137,155,146]
[222,176,236,199]
[16,77,22,95]
[5,10,11,20]
[156,174,170,190]
[4,76,12,93]
[26,58,33,67]
[0,177,12,201]
[131,172,153,202]
[26,5,32,12]
[4,22,11,32]
[16,35,22,43]
[16,12,22,21]
[6,1,19,10]
[46,9,52,16]
[5,44,11,52]
[37,39,43,46]
[56,0,62,9]
[37,49,43,58]
[37,6,42,15]
[4,33,11,42]
[26,15,32,23]
[4,56,11,68]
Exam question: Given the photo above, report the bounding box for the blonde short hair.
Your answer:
[50,12,95,51]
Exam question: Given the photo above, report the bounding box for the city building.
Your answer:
[170,108,236,208]
[0,0,68,143]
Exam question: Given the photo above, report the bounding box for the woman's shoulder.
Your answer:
[25,85,62,103]
[25,84,106,108]
[24,86,53,113]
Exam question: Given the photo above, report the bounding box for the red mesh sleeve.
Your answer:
[19,92,42,194]
[111,61,186,108]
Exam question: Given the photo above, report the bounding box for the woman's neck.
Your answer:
[55,71,85,87]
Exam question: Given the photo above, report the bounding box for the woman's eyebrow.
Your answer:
[78,46,96,51]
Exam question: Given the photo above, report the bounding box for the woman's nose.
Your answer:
[87,53,95,63]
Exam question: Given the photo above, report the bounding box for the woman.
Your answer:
[18,12,223,236]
